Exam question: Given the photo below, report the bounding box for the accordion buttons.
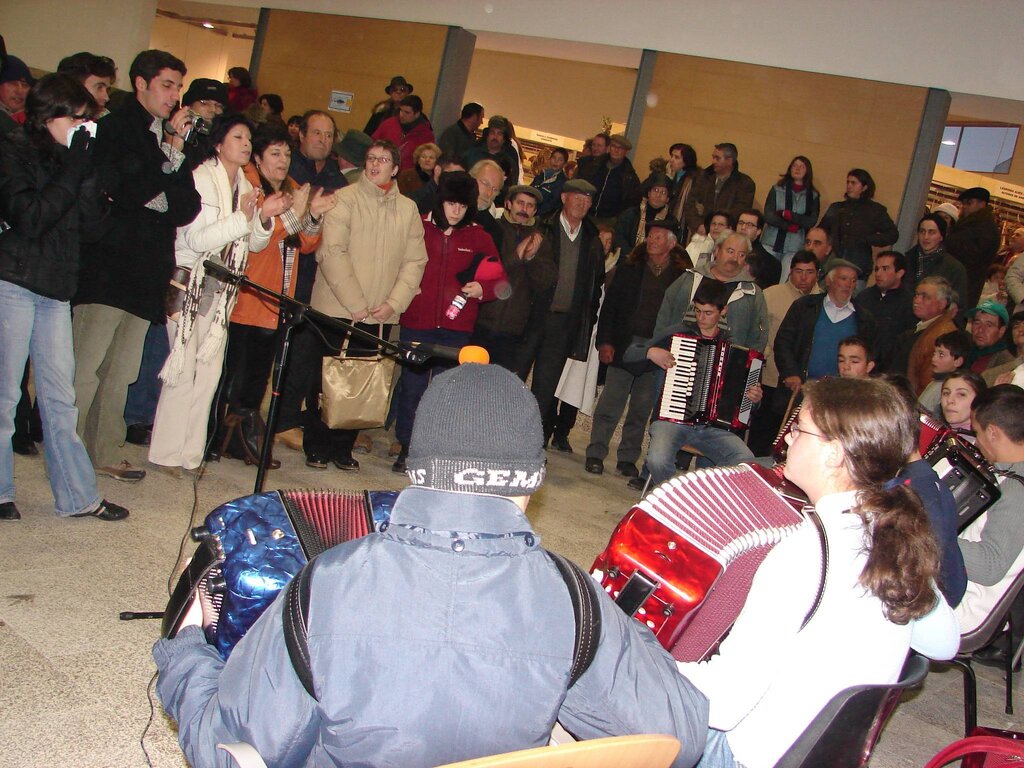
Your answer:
[452,539,465,552]
[524,534,535,547]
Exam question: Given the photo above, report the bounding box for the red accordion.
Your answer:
[591,463,808,661]
[657,334,764,431]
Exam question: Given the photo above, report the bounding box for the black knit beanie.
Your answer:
[405,364,546,496]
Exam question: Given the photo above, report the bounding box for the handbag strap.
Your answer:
[336,321,387,360]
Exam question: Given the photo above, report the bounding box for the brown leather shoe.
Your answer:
[353,433,374,454]
[96,460,146,482]
[275,427,304,452]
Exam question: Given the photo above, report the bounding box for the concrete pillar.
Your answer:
[431,27,477,135]
[897,87,952,251]
[625,49,657,160]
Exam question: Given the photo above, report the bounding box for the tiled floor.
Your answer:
[1,423,1021,767]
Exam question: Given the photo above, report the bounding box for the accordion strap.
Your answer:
[281,550,602,700]
[800,507,829,631]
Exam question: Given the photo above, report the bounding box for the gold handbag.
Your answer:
[319,328,396,430]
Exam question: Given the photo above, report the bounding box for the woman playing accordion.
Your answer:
[679,377,959,768]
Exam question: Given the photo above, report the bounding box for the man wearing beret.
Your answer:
[0,54,33,132]
[577,133,641,227]
[525,179,607,447]
[154,363,710,768]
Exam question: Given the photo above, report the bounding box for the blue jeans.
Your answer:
[0,280,100,516]
[646,419,754,486]
[394,327,470,447]
[123,320,169,426]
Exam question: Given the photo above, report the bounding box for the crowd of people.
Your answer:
[2,42,1024,768]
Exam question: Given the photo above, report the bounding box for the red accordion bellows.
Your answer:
[592,463,806,661]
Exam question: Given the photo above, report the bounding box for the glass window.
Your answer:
[938,124,1019,174]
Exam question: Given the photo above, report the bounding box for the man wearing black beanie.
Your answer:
[154,363,709,768]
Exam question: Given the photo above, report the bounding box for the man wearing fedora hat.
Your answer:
[364,74,412,136]
[947,186,1001,308]
[333,128,372,184]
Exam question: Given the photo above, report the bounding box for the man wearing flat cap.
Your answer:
[947,186,1001,308]
[773,257,877,408]
[364,74,413,136]
[683,143,756,243]
[577,132,641,227]
[523,179,607,447]
[473,183,557,372]
[463,115,521,198]
[333,128,372,184]
[154,363,709,768]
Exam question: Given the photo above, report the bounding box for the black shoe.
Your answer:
[72,500,129,521]
[12,436,38,456]
[585,458,604,475]
[551,434,573,453]
[616,461,639,478]
[332,456,360,472]
[0,502,21,520]
[392,447,408,473]
[627,476,647,492]
[125,423,152,446]
[305,454,330,469]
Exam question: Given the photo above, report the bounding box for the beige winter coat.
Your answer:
[311,172,427,321]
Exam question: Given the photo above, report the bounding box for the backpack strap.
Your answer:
[282,558,318,700]
[546,550,602,687]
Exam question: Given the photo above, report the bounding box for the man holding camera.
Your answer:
[72,49,200,486]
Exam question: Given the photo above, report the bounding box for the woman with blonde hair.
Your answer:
[679,377,959,768]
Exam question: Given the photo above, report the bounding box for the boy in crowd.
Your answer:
[636,279,763,486]
[836,335,875,379]
[919,330,972,416]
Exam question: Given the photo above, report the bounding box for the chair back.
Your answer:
[773,653,930,768]
[959,567,1024,655]
[435,734,680,768]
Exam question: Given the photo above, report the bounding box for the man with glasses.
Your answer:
[294,139,427,472]
[735,209,781,289]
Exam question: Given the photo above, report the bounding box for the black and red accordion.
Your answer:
[918,410,1000,530]
[657,334,764,431]
[591,463,808,662]
[162,489,396,658]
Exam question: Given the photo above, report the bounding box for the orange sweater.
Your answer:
[230,164,323,329]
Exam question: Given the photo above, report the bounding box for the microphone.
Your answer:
[400,342,490,365]
[203,259,245,284]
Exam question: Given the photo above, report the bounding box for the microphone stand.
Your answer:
[202,260,429,494]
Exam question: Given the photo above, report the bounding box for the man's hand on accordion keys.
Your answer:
[745,383,764,404]
[647,347,675,370]
[179,592,205,630]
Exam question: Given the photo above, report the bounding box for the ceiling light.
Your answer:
[941,140,956,146]
[203,22,215,28]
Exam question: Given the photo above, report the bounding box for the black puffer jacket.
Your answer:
[0,129,108,300]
